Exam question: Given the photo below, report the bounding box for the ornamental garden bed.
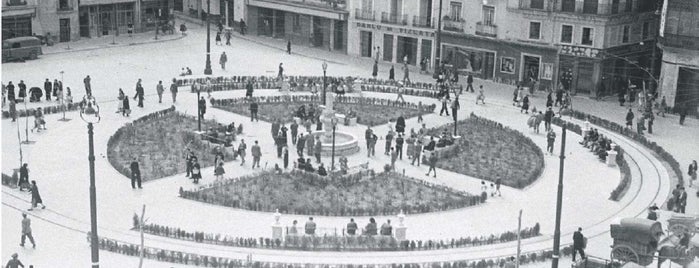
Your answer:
[426,114,545,189]
[180,170,482,216]
[211,95,435,127]
[107,108,233,182]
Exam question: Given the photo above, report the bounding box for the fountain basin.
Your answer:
[310,130,360,157]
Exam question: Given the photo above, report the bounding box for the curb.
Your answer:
[42,34,186,56]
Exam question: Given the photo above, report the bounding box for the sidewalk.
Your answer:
[42,29,187,55]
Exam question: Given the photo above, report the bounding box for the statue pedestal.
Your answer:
[272,224,283,240]
[394,226,407,241]
[607,150,618,167]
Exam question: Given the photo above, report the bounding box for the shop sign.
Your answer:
[355,22,436,38]
[560,45,601,58]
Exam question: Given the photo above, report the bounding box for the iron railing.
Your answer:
[412,15,433,28]
[475,22,497,37]
[381,12,407,25]
[355,8,375,21]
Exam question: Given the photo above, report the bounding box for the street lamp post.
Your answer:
[550,125,567,268]
[21,98,34,144]
[80,96,101,268]
[322,61,328,105]
[196,87,202,132]
[203,0,213,75]
[331,118,337,170]
[433,0,443,79]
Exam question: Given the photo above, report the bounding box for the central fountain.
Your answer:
[312,92,360,156]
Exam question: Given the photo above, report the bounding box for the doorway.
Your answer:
[383,34,394,62]
[521,54,541,84]
[483,52,495,80]
[360,31,372,57]
[677,67,699,116]
[59,19,71,42]
[79,11,90,38]
[312,17,324,47]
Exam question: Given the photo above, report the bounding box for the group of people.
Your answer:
[288,217,395,237]
[116,78,180,117]
[579,128,614,161]
[3,80,73,123]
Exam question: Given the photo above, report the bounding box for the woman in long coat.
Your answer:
[28,180,46,210]
[122,94,131,117]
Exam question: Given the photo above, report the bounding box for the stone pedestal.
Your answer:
[272,224,283,240]
[607,150,618,167]
[394,226,407,241]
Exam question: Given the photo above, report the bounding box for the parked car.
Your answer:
[2,36,43,62]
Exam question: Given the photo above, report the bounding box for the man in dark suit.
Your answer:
[466,74,474,93]
[573,227,586,261]
[130,158,142,189]
[44,79,52,101]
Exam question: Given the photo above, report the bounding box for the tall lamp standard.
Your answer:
[203,0,213,75]
[322,61,328,105]
[331,117,337,170]
[432,0,443,79]
[196,85,202,132]
[80,96,101,268]
[550,125,567,268]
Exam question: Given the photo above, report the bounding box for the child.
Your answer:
[476,85,485,105]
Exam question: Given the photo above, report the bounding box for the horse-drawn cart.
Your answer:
[609,217,698,267]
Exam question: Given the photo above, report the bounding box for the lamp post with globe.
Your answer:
[80,96,101,268]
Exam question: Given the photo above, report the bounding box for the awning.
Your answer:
[79,0,135,6]
[249,0,348,21]
[1,8,35,18]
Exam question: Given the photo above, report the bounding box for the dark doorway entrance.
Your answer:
[79,10,90,38]
[312,17,323,47]
[59,18,71,42]
[360,31,372,58]
[677,67,699,116]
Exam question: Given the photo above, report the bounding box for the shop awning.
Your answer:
[249,0,348,20]
[1,8,35,18]
[79,0,135,6]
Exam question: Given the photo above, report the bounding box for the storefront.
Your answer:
[440,33,557,90]
[2,13,33,39]
[349,21,434,66]
[79,1,135,38]
[140,0,172,31]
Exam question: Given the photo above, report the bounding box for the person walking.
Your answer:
[17,81,26,101]
[28,181,45,210]
[282,146,289,169]
[170,79,178,103]
[678,102,687,125]
[466,74,474,93]
[389,65,395,81]
[156,81,164,103]
[9,99,17,122]
[657,96,667,117]
[290,121,299,145]
[184,149,194,178]
[572,227,586,261]
[278,63,284,79]
[133,79,144,108]
[286,40,292,54]
[521,95,530,114]
[7,81,15,103]
[251,140,261,169]
[225,30,232,45]
[249,100,259,122]
[219,52,227,70]
[688,160,697,188]
[5,253,24,268]
[215,31,222,45]
[314,136,322,163]
[368,133,377,158]
[402,62,411,83]
[18,163,29,191]
[546,130,556,154]
[372,62,378,79]
[625,108,634,129]
[130,158,142,189]
[425,151,437,178]
[43,79,52,101]
[439,96,450,116]
[84,75,92,96]
[411,140,422,166]
[238,139,247,166]
[19,213,35,248]
[544,107,555,131]
[122,93,131,117]
[385,130,394,155]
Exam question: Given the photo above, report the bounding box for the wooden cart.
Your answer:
[609,218,663,266]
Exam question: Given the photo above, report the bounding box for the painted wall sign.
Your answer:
[355,22,436,38]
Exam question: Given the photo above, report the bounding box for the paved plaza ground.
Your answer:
[1,22,697,267]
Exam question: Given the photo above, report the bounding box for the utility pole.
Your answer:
[551,125,567,268]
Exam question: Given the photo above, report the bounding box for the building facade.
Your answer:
[244,0,349,53]
[658,0,699,115]
[348,0,438,66]
[439,0,660,96]
[2,0,80,42]
[78,0,173,39]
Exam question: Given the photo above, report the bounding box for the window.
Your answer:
[642,21,650,39]
[292,14,301,33]
[583,0,599,14]
[561,0,575,12]
[582,27,593,45]
[561,25,573,43]
[611,0,620,14]
[625,0,633,12]
[529,22,541,39]
[622,25,630,43]
[59,0,70,10]
[482,6,495,26]
[450,2,462,21]
[530,0,544,9]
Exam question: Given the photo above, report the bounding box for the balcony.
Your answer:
[5,0,27,6]
[442,17,464,33]
[412,15,434,28]
[518,0,550,11]
[475,22,497,38]
[355,8,375,21]
[381,12,407,25]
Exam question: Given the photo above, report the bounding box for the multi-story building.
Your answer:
[78,0,172,39]
[348,0,438,66]
[176,0,242,27]
[658,0,699,114]
[439,0,661,96]
[244,0,349,53]
[2,0,79,42]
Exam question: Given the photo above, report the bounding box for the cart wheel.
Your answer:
[611,245,639,264]
[669,224,691,237]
